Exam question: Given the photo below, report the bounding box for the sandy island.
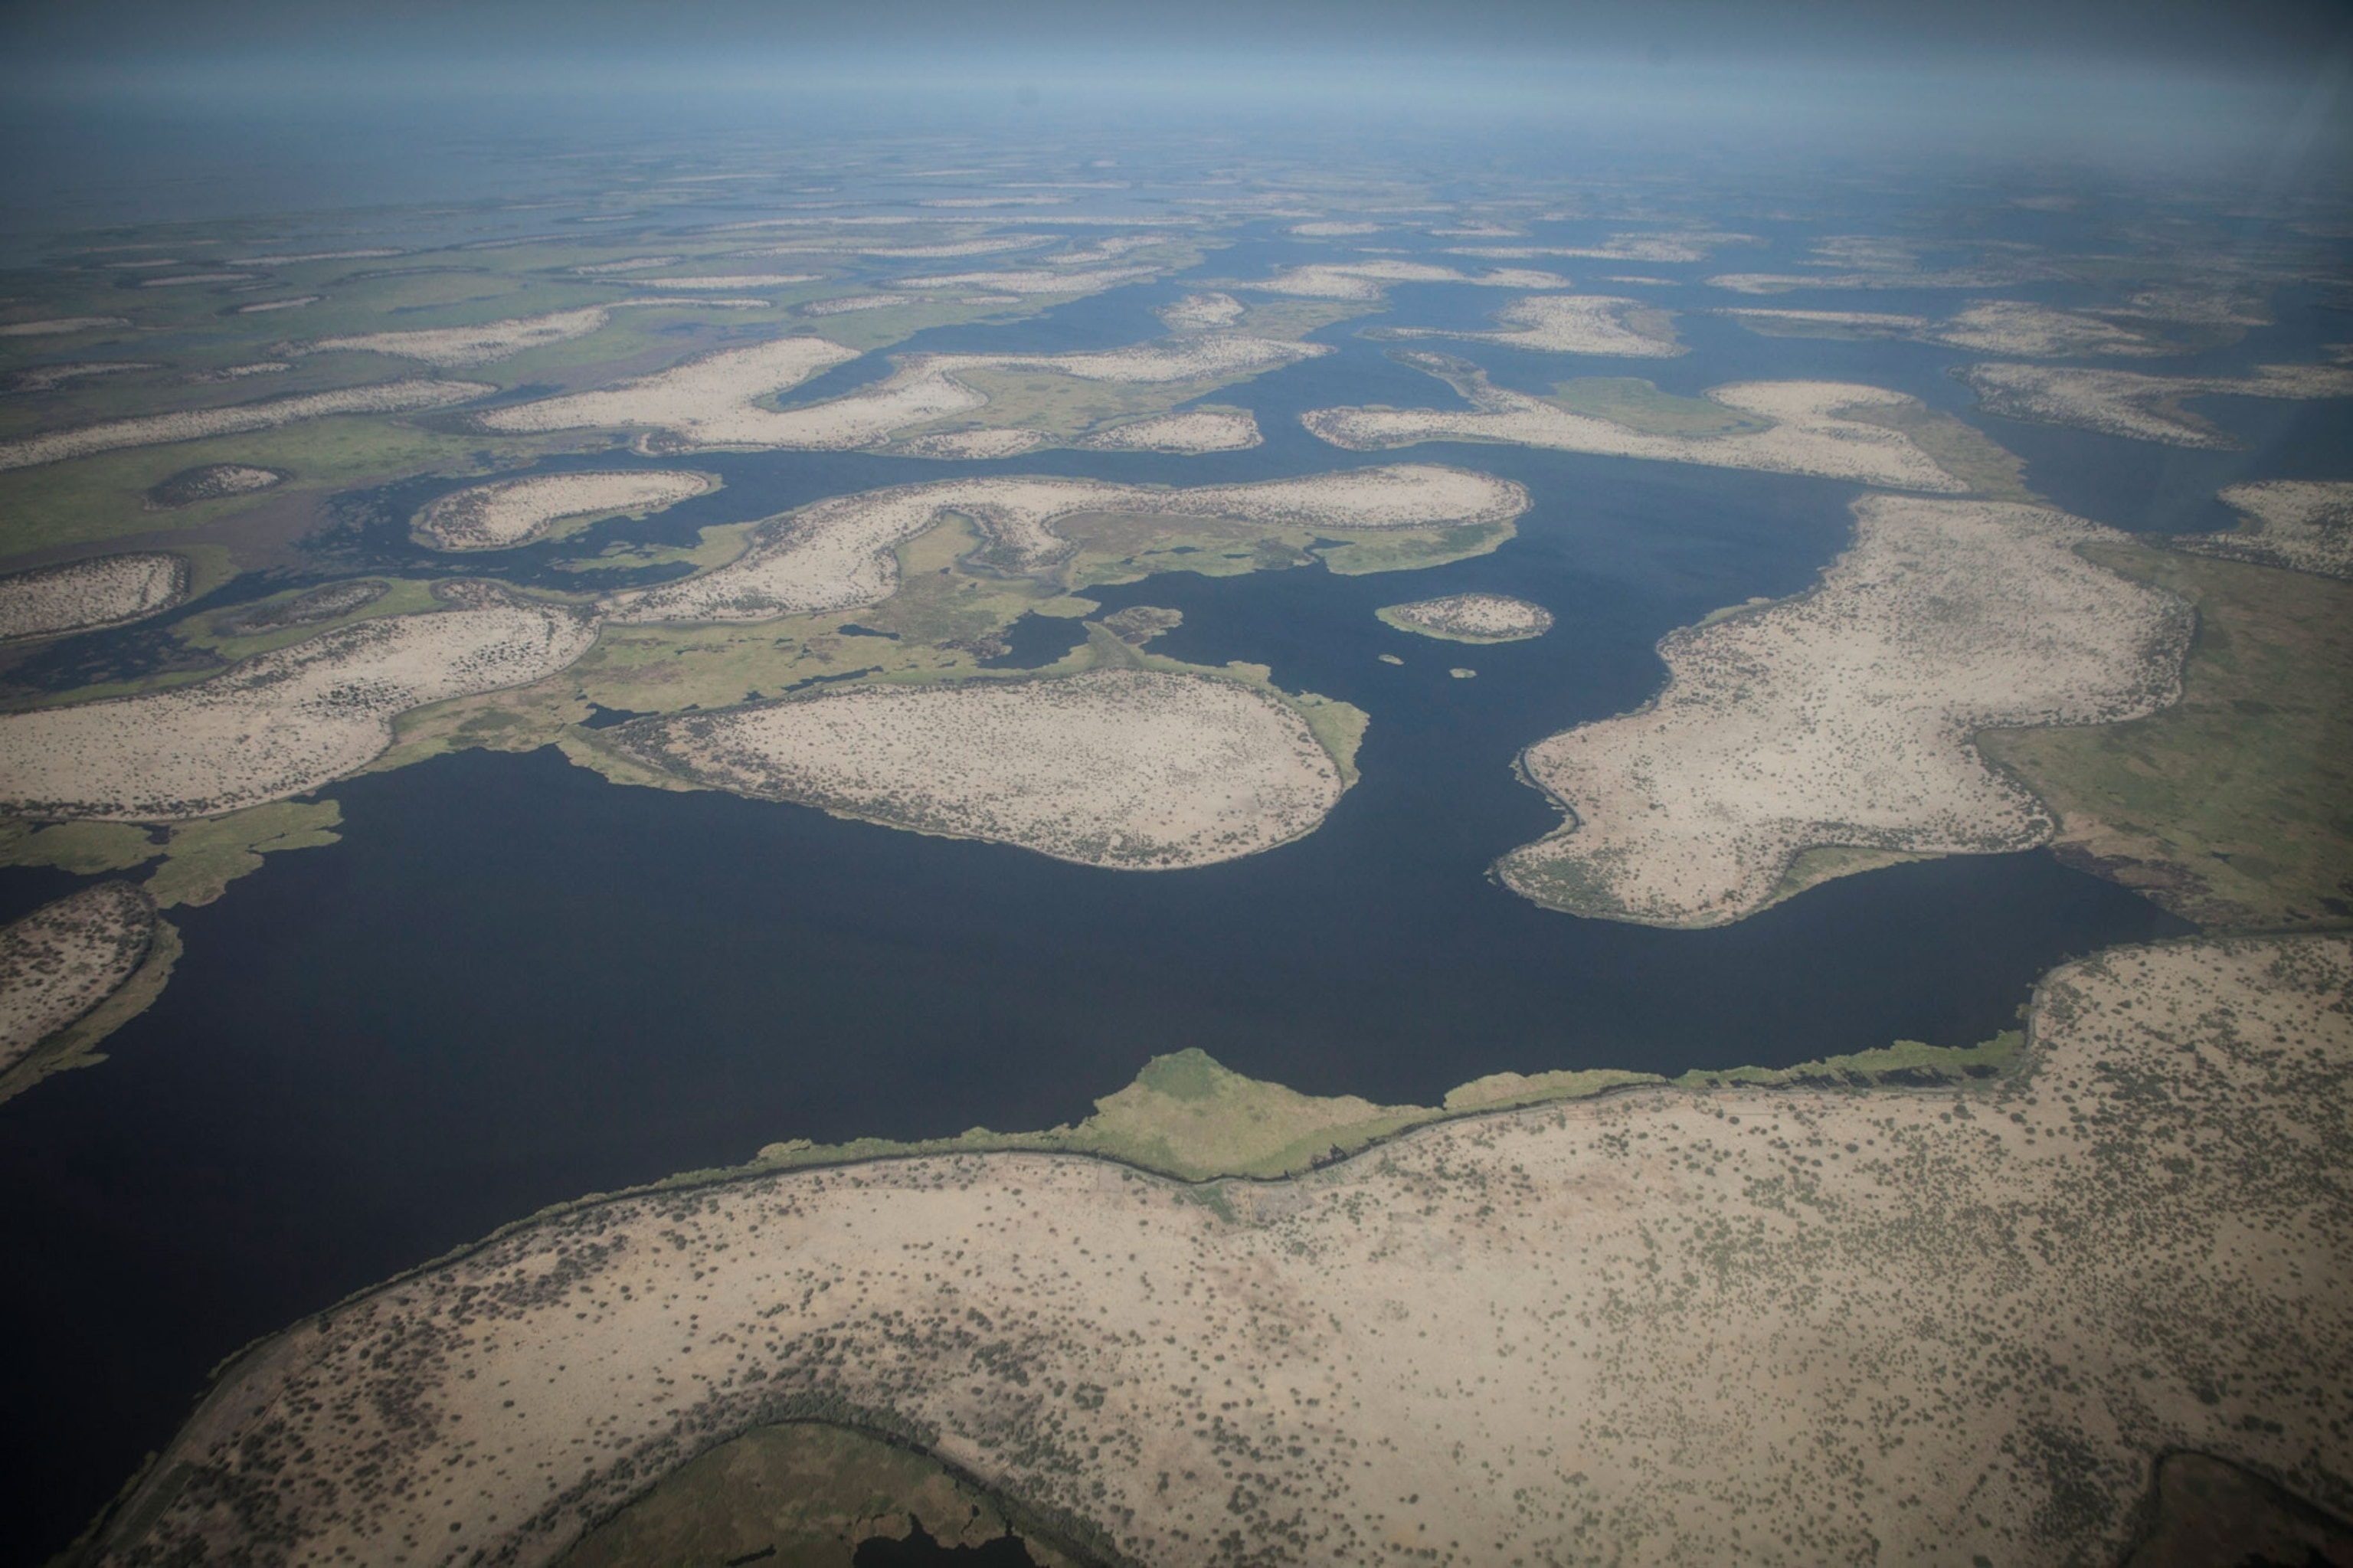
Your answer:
[0,882,155,1078]
[1381,294,1684,357]
[1497,495,2193,927]
[1241,260,1569,300]
[1074,408,1260,453]
[1155,292,1245,331]
[605,466,1527,624]
[616,669,1346,869]
[86,931,2353,1567]
[1721,302,2169,358]
[0,553,188,642]
[1304,353,1968,492]
[2171,480,2353,579]
[146,463,282,507]
[0,584,597,820]
[0,379,490,473]
[1958,361,2353,447]
[0,316,131,336]
[1376,591,1553,643]
[416,470,717,552]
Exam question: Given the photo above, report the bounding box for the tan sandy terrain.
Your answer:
[630,274,820,290]
[2172,480,2353,579]
[1304,355,1969,491]
[860,236,1049,259]
[895,267,1155,294]
[300,305,642,366]
[0,552,188,641]
[1241,260,1569,300]
[1074,408,1260,453]
[1717,306,1930,337]
[569,257,682,274]
[617,669,1346,869]
[232,296,322,314]
[0,584,597,820]
[414,470,717,552]
[92,933,2353,1568]
[1155,292,1245,330]
[1959,362,2353,447]
[0,882,154,1076]
[1376,591,1553,642]
[0,379,490,473]
[1720,302,2168,357]
[1383,293,1684,356]
[607,466,1526,624]
[0,316,131,336]
[1497,496,2193,927]
[482,332,1318,456]
[138,273,253,287]
[1288,220,1383,236]
[800,293,924,315]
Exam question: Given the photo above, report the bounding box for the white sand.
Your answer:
[1305,357,1968,492]
[2173,480,2353,579]
[1156,292,1245,330]
[1075,408,1261,453]
[414,470,717,552]
[1379,591,1553,642]
[0,316,131,336]
[1497,496,2193,926]
[894,267,1156,294]
[0,379,489,473]
[484,332,1318,456]
[95,933,2353,1568]
[610,465,1525,625]
[622,669,1346,869]
[0,883,154,1075]
[0,584,597,820]
[0,552,188,641]
[1960,361,2353,447]
[1386,293,1683,356]
[1242,260,1570,300]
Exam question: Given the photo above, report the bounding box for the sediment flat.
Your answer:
[606,465,1527,624]
[0,584,597,820]
[1496,495,2193,926]
[92,934,2353,1568]
[2172,480,2353,578]
[0,882,154,1075]
[1304,354,1969,491]
[617,669,1346,869]
[0,379,492,473]
[415,470,716,552]
[0,552,188,641]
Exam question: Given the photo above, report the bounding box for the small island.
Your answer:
[1376,591,1553,643]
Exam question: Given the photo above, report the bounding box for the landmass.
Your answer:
[0,378,493,472]
[615,668,1349,870]
[414,470,718,552]
[0,552,188,641]
[1375,591,1553,643]
[1375,293,1684,356]
[1720,300,2171,358]
[0,881,155,1080]
[1957,361,2353,447]
[1236,260,1569,300]
[81,933,2353,1568]
[1497,496,2193,927]
[2171,480,2353,580]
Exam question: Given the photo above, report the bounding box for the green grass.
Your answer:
[1982,542,2353,929]
[1836,398,2040,502]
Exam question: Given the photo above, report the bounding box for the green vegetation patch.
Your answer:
[1982,542,2353,929]
[1545,377,1771,438]
[1837,398,2040,503]
[1671,1030,2024,1091]
[0,800,344,906]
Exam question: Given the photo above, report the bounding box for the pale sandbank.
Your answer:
[0,552,188,642]
[414,470,718,552]
[0,883,155,1077]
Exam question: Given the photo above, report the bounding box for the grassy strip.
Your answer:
[0,918,179,1108]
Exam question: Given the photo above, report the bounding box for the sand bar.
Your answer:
[0,883,154,1076]
[415,470,717,552]
[1305,353,1968,491]
[618,669,1346,869]
[0,552,188,642]
[1383,293,1683,356]
[608,465,1526,624]
[0,584,597,820]
[89,932,2353,1567]
[1497,496,2193,927]
[1376,591,1553,642]
[2172,480,2353,579]
[0,378,489,473]
[0,316,130,336]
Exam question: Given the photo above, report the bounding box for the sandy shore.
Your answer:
[1305,354,1969,491]
[1376,591,1553,642]
[1242,260,1569,300]
[1959,362,2353,447]
[0,883,155,1076]
[1497,496,2193,926]
[1383,293,1683,356]
[415,470,716,552]
[2172,480,2353,579]
[607,466,1525,624]
[617,669,1347,869]
[0,552,188,641]
[483,332,1318,455]
[0,379,490,473]
[0,584,597,820]
[90,932,2353,1567]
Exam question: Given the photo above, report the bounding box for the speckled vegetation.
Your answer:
[86,934,2353,1567]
